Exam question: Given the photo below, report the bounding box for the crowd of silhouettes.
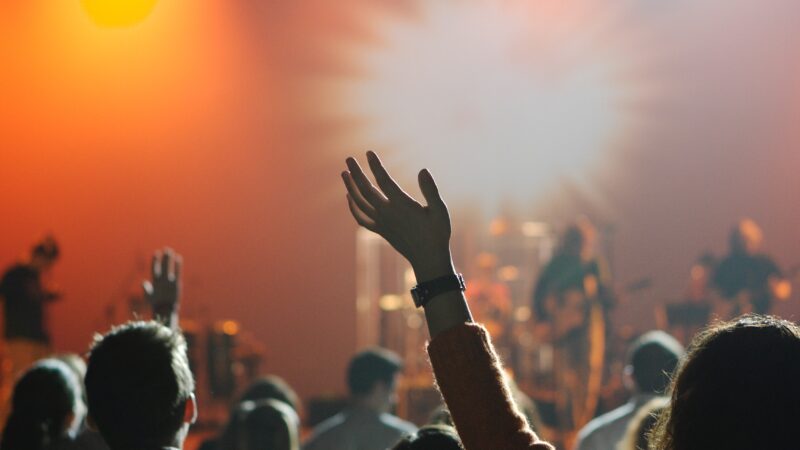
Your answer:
[1,153,799,450]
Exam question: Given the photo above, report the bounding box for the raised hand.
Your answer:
[142,248,182,327]
[342,151,454,282]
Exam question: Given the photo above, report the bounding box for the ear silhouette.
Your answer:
[184,393,198,425]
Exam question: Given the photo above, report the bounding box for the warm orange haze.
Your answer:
[3,1,800,449]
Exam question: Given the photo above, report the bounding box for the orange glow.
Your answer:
[81,0,158,27]
[5,0,800,408]
[0,0,254,357]
[221,320,240,336]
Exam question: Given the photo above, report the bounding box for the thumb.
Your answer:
[418,169,446,211]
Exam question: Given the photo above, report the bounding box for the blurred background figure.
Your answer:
[712,218,791,317]
[575,331,682,450]
[532,218,613,443]
[303,348,416,450]
[238,375,301,414]
[466,253,513,350]
[200,375,300,450]
[235,399,299,450]
[0,236,62,379]
[0,358,85,450]
[655,253,716,346]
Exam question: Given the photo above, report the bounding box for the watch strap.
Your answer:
[411,273,466,308]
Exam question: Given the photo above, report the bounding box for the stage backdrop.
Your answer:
[2,0,800,401]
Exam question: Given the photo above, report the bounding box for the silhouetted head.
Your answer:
[236,399,299,450]
[625,331,683,395]
[729,218,763,255]
[652,315,800,450]
[239,375,300,414]
[392,425,462,450]
[30,236,59,270]
[216,375,301,450]
[1,359,84,450]
[54,353,87,381]
[559,217,596,259]
[53,353,89,418]
[347,348,403,412]
[85,321,196,450]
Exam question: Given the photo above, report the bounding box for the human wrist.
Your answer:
[152,302,178,318]
[411,251,455,283]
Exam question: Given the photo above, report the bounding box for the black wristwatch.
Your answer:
[410,273,466,308]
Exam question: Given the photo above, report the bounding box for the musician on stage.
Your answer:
[531,218,613,442]
[466,253,512,345]
[656,253,716,346]
[712,218,791,317]
[0,236,62,380]
[532,218,613,334]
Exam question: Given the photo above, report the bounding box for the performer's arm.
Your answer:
[25,272,61,304]
[142,248,182,329]
[531,268,551,323]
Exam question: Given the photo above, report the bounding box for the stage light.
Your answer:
[498,265,520,282]
[81,0,158,27]
[323,2,646,208]
[220,320,240,336]
[522,221,550,238]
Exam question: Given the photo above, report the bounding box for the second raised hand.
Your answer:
[342,151,455,282]
[143,248,183,328]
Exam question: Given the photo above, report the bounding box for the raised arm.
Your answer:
[342,151,471,337]
[142,248,182,329]
[342,152,553,450]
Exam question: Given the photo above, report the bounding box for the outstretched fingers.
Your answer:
[366,151,416,204]
[160,248,173,281]
[346,157,387,207]
[151,252,161,279]
[342,171,377,218]
[149,248,181,285]
[172,254,183,283]
[347,194,378,232]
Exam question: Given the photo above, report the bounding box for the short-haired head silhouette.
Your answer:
[626,331,684,395]
[85,321,196,450]
[347,347,403,397]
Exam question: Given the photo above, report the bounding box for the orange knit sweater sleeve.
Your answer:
[427,322,554,450]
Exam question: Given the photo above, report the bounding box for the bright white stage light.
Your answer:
[322,2,645,208]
